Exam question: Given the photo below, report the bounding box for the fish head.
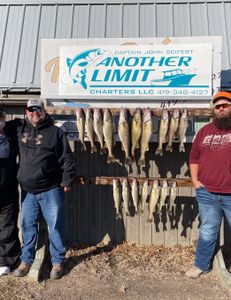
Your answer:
[171,181,177,188]
[172,108,180,119]
[93,108,102,120]
[119,108,128,122]
[162,180,168,188]
[103,108,112,122]
[143,108,152,122]
[86,108,92,119]
[162,109,169,120]
[76,108,83,118]
[153,179,159,188]
[133,108,142,120]
[181,109,188,119]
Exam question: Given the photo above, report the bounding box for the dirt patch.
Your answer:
[0,244,229,300]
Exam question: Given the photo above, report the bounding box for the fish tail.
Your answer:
[138,155,145,166]
[179,144,185,152]
[155,148,163,156]
[81,142,87,151]
[100,147,106,155]
[165,143,172,152]
[140,209,144,215]
[147,217,153,223]
[125,211,130,217]
[91,144,97,154]
[116,212,122,220]
[125,156,133,166]
[107,154,117,164]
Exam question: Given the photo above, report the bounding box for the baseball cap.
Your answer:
[212,91,231,105]
[27,98,44,109]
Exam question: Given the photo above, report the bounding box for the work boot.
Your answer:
[185,265,204,278]
[14,262,31,277]
[50,264,64,280]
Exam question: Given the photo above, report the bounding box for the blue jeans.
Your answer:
[195,187,231,271]
[20,187,65,265]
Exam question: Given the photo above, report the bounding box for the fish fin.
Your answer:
[125,157,133,166]
[66,58,72,67]
[155,148,163,156]
[179,145,185,152]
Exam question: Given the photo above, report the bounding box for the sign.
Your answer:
[41,36,222,106]
[59,44,212,98]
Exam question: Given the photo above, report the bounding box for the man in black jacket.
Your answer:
[0,106,21,276]
[14,99,75,280]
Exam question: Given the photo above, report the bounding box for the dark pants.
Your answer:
[0,189,21,267]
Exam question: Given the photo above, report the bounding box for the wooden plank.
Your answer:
[46,106,213,117]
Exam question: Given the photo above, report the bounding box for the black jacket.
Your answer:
[0,121,19,193]
[16,114,75,194]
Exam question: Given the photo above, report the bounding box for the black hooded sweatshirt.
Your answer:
[17,114,75,194]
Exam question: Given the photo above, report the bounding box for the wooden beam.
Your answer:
[46,106,213,117]
[76,176,193,187]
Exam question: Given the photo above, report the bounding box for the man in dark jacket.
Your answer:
[14,98,75,280]
[0,106,21,276]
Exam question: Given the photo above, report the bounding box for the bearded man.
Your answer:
[186,91,231,278]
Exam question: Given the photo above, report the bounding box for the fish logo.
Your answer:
[66,48,103,89]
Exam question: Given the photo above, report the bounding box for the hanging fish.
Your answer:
[155,109,169,156]
[118,108,132,165]
[158,180,168,215]
[179,109,188,152]
[113,178,122,220]
[140,179,149,214]
[85,108,97,153]
[166,109,180,152]
[93,108,106,154]
[168,180,177,214]
[138,108,153,166]
[131,178,139,214]
[147,180,160,223]
[131,108,142,159]
[122,177,131,216]
[103,108,116,163]
[76,108,86,151]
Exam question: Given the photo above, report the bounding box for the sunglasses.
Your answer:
[27,107,42,113]
[214,103,231,110]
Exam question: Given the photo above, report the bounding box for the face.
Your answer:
[26,107,45,126]
[213,99,231,130]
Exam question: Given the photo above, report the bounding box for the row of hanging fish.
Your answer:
[112,178,177,223]
[75,108,188,165]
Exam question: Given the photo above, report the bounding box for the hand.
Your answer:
[64,186,71,192]
[193,180,204,189]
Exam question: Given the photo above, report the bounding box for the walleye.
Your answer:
[158,180,168,215]
[179,109,188,152]
[131,108,142,159]
[76,108,86,151]
[103,108,116,163]
[168,181,177,214]
[147,180,160,223]
[138,109,153,166]
[131,178,139,214]
[122,177,131,216]
[166,109,179,152]
[85,108,97,153]
[140,179,149,214]
[93,108,106,154]
[155,109,169,156]
[113,178,122,220]
[118,108,132,165]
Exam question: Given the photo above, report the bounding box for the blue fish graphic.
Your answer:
[66,48,102,89]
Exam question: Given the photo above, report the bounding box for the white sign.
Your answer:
[59,44,212,98]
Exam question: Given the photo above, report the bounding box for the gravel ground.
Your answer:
[0,243,229,300]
